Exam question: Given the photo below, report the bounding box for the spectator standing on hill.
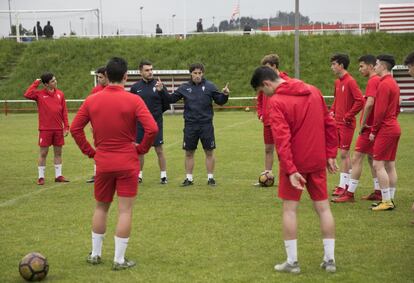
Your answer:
[250,66,338,274]
[168,63,229,187]
[70,57,158,270]
[44,21,54,38]
[24,73,70,185]
[255,54,290,186]
[196,18,203,32]
[33,21,43,37]
[86,66,109,184]
[329,53,364,197]
[332,55,381,203]
[130,60,171,184]
[155,24,163,36]
[370,55,401,211]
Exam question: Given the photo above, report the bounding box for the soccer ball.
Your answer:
[258,172,275,187]
[19,252,49,282]
[245,107,250,112]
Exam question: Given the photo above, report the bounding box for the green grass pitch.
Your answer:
[0,111,413,282]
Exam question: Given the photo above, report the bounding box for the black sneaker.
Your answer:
[138,177,143,184]
[112,258,136,271]
[207,178,216,186]
[160,177,168,184]
[86,176,95,183]
[181,178,193,187]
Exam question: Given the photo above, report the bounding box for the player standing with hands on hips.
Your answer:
[24,73,70,185]
[71,57,158,270]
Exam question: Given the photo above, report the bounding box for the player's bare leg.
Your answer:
[264,144,274,172]
[182,150,195,186]
[138,154,144,183]
[37,147,49,185]
[88,201,111,264]
[275,200,300,273]
[385,161,397,203]
[204,149,216,186]
[155,145,167,184]
[372,160,394,211]
[112,196,136,269]
[333,151,364,202]
[313,200,336,272]
[53,146,68,182]
[333,149,351,196]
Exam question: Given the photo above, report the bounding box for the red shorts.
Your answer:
[337,125,355,150]
[373,135,400,161]
[278,169,328,201]
[94,169,139,202]
[263,125,274,144]
[38,130,64,147]
[354,131,373,155]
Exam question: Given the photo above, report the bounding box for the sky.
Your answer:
[0,0,411,36]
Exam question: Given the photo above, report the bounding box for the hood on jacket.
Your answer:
[275,79,311,97]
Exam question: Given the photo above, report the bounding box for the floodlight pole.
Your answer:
[139,6,144,35]
[8,0,12,35]
[294,0,300,79]
[99,0,104,36]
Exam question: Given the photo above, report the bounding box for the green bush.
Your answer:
[1,33,413,101]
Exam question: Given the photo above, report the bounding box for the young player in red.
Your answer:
[24,73,70,185]
[332,55,381,203]
[330,54,364,196]
[70,57,158,270]
[370,55,401,211]
[255,54,290,184]
[86,66,108,184]
[251,66,338,274]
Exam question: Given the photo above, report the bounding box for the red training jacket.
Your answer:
[330,72,364,128]
[371,74,401,136]
[268,79,338,175]
[90,84,106,95]
[256,71,290,126]
[24,80,69,131]
[360,75,380,127]
[70,85,158,172]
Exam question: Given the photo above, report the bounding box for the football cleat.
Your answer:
[86,176,95,183]
[331,191,355,203]
[332,186,346,196]
[37,178,45,185]
[112,258,136,271]
[160,177,168,184]
[361,191,382,201]
[138,177,143,184]
[181,178,193,187]
[320,259,336,273]
[371,201,395,211]
[86,253,102,265]
[207,178,216,187]
[55,176,69,182]
[274,261,300,274]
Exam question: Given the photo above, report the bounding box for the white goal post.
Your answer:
[0,8,102,41]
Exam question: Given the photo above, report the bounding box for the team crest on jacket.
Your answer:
[202,86,205,92]
[57,94,61,100]
[153,87,156,93]
[342,85,345,92]
[186,88,192,93]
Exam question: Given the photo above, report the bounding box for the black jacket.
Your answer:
[130,79,170,120]
[169,78,228,124]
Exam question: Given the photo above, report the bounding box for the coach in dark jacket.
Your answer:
[169,63,229,187]
[130,60,171,185]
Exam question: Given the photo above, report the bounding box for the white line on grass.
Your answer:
[0,177,83,208]
[0,115,257,208]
